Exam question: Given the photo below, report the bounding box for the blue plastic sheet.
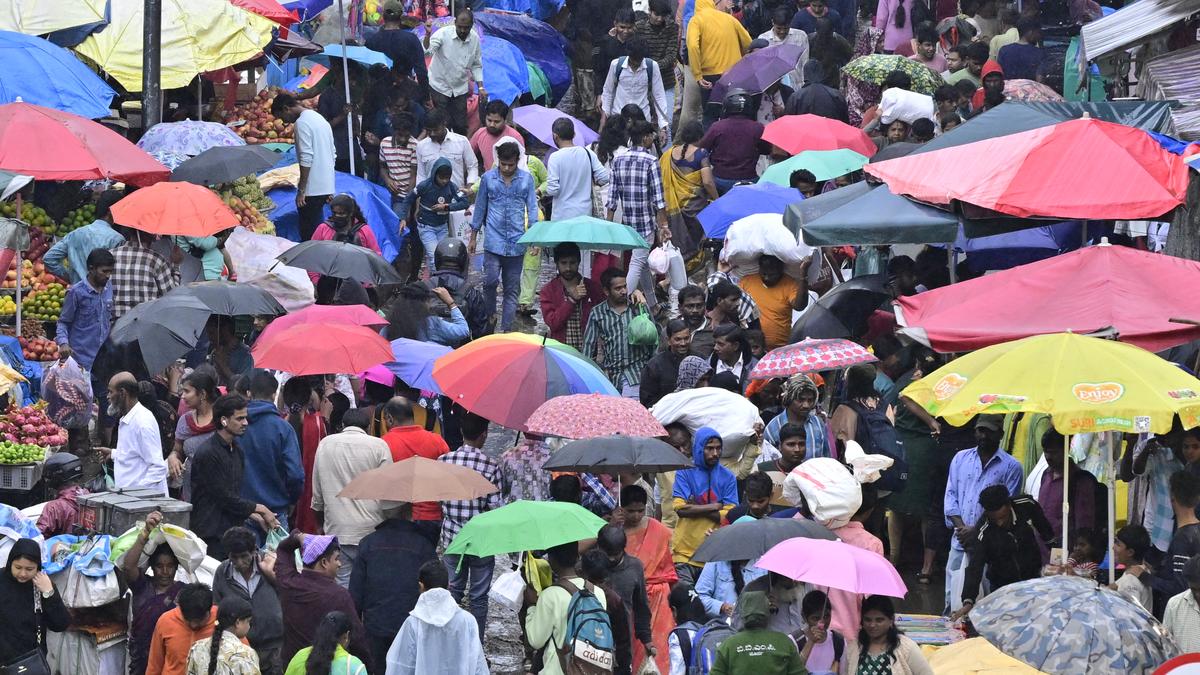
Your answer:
[475,12,571,101]
[0,30,116,119]
[267,172,404,261]
[482,37,530,105]
[482,0,564,21]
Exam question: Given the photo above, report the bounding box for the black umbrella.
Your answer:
[691,516,837,563]
[170,280,286,316]
[869,141,921,163]
[108,294,213,375]
[170,145,280,186]
[277,240,403,285]
[790,274,891,341]
[543,436,693,474]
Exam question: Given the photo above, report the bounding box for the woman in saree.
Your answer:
[619,484,678,674]
[658,120,719,262]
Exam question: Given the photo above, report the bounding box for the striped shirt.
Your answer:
[379,136,419,196]
[582,301,656,388]
[635,18,679,90]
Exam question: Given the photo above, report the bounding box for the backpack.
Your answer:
[848,400,908,492]
[552,579,616,674]
[671,621,704,669]
[611,56,661,128]
[687,619,736,675]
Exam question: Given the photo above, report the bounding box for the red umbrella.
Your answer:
[749,338,877,380]
[110,182,240,237]
[896,242,1200,353]
[230,0,299,24]
[0,102,169,186]
[525,393,668,439]
[762,114,876,158]
[257,304,386,343]
[865,118,1189,220]
[251,323,394,375]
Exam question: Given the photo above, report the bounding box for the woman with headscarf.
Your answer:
[673,356,713,392]
[762,373,835,461]
[0,539,69,670]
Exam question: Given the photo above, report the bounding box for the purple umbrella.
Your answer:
[513,104,599,150]
[386,338,452,393]
[712,43,806,101]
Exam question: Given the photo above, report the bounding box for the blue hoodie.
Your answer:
[400,157,468,227]
[238,399,305,512]
[672,427,739,565]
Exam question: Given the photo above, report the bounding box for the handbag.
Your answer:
[1,589,51,675]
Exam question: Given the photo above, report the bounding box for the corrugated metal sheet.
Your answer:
[1080,0,1200,61]
[1137,44,1200,139]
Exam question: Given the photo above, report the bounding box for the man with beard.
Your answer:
[738,255,809,351]
[640,319,695,407]
[970,60,1006,114]
[676,285,714,357]
[540,243,604,350]
[96,372,168,496]
[762,374,831,460]
[469,99,524,172]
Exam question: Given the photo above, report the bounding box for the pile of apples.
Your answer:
[226,88,300,145]
[18,336,59,362]
[2,259,35,291]
[220,195,275,235]
[0,403,66,448]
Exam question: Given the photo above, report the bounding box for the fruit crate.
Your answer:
[0,460,44,491]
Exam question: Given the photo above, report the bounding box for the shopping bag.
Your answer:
[490,569,527,612]
[264,527,289,552]
[40,357,92,430]
[62,566,119,608]
[139,523,207,574]
[628,312,660,348]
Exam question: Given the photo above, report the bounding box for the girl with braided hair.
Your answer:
[186,597,257,675]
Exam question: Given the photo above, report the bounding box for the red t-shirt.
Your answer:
[382,425,450,520]
[469,126,524,172]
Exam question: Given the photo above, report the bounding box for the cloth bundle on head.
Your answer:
[879,88,936,126]
[780,373,819,405]
[782,457,862,529]
[842,439,894,483]
[301,534,338,565]
[652,387,763,459]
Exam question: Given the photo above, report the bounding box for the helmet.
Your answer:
[433,237,469,271]
[43,452,82,487]
[722,89,751,118]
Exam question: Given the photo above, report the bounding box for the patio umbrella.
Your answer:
[970,575,1179,674]
[0,31,116,119]
[386,338,452,393]
[865,118,1189,220]
[276,240,403,285]
[0,171,31,201]
[543,435,690,473]
[0,0,107,36]
[789,274,890,341]
[758,149,868,186]
[842,54,944,94]
[749,338,877,380]
[1003,79,1064,102]
[0,102,169,186]
[257,304,385,343]
[444,500,608,558]
[513,104,598,149]
[711,43,805,100]
[868,141,921,163]
[762,115,876,157]
[108,294,213,375]
[232,0,300,24]
[170,280,286,316]
[786,181,959,247]
[337,456,497,501]
[519,216,650,251]
[137,120,246,156]
[526,394,668,439]
[170,145,280,186]
[755,537,908,597]
[251,323,394,375]
[110,182,240,237]
[321,44,392,67]
[698,183,803,238]
[690,516,837,563]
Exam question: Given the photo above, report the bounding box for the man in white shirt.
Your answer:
[1164,555,1200,653]
[272,94,337,241]
[600,37,670,142]
[758,8,809,90]
[98,372,168,496]
[544,117,610,278]
[310,408,392,589]
[415,109,479,236]
[423,9,485,135]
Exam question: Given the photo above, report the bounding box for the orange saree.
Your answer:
[626,516,677,674]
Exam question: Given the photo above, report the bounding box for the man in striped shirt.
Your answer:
[379,113,419,216]
[582,267,656,398]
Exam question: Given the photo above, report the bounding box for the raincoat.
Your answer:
[672,427,739,566]
[386,587,488,675]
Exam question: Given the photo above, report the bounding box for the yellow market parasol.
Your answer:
[75,0,275,92]
[928,638,1047,674]
[0,0,107,36]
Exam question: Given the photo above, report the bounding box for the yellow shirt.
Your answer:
[739,273,800,350]
[686,0,752,80]
[671,497,733,566]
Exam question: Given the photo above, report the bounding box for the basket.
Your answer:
[0,461,44,491]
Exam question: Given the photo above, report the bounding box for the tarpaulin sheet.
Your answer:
[476,11,571,101]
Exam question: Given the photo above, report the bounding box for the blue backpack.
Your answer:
[687,619,736,675]
[553,579,615,674]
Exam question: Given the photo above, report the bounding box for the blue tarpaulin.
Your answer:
[0,30,116,119]
[476,11,571,101]
[482,0,564,21]
[482,36,530,105]
[267,172,404,261]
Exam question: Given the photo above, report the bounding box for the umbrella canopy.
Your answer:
[954,222,1080,274]
[750,338,878,379]
[336,456,497,501]
[787,181,959,247]
[76,0,275,92]
[171,280,286,316]
[1003,79,1064,102]
[543,435,690,473]
[711,43,805,100]
[386,338,452,393]
[865,118,1189,220]
[842,54,944,94]
[0,102,170,186]
[0,31,116,119]
[690,516,837,563]
[900,332,1200,434]
[762,115,876,157]
[518,216,650,251]
[137,120,246,156]
[109,294,213,375]
[481,36,531,105]
[869,141,921,163]
[257,304,385,344]
[321,44,392,67]
[0,0,106,36]
[927,638,1048,674]
[433,333,618,430]
[790,274,890,341]
[276,240,403,285]
[758,149,868,186]
[110,182,240,237]
[698,183,803,239]
[475,12,571,100]
[444,500,608,557]
[526,394,668,439]
[0,171,31,201]
[252,323,394,375]
[971,575,1179,674]
[756,537,908,596]
[232,0,300,24]
[170,145,280,186]
[513,104,598,149]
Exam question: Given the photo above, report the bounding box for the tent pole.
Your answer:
[337,0,356,176]
[946,244,956,284]
[1062,434,1070,565]
[1107,431,1116,585]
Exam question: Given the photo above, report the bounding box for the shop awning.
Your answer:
[1081,0,1200,61]
[1137,43,1200,140]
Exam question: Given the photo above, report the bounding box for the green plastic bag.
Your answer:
[628,312,659,348]
[108,526,142,565]
[264,526,289,552]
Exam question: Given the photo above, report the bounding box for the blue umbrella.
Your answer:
[318,44,392,68]
[0,30,115,118]
[475,11,571,101]
[282,0,333,21]
[482,37,530,105]
[267,171,404,261]
[386,338,452,393]
[699,183,803,238]
[481,0,565,21]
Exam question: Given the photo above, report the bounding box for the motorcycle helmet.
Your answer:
[42,452,82,487]
[433,237,469,272]
[722,88,752,118]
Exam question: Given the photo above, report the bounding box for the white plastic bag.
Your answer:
[62,567,119,608]
[651,388,762,459]
[138,523,208,574]
[723,213,814,279]
[489,569,527,612]
[648,245,670,275]
[843,439,895,484]
[782,458,862,529]
[225,227,315,312]
[636,656,662,675]
[879,88,936,126]
[649,242,688,290]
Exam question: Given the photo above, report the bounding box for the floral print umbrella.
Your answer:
[750,338,878,380]
[842,54,945,95]
[525,393,668,439]
[1004,78,1065,102]
[136,120,245,156]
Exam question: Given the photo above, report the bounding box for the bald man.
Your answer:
[96,372,168,496]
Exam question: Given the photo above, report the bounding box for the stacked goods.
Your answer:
[0,442,45,464]
[0,296,14,316]
[2,259,34,291]
[0,202,54,231]
[59,203,97,236]
[18,336,59,361]
[219,194,275,235]
[26,228,50,260]
[20,315,44,340]
[21,283,65,321]
[225,88,299,144]
[215,176,276,235]
[0,403,66,447]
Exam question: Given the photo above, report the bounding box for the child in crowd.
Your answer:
[791,590,846,675]
[1112,524,1153,610]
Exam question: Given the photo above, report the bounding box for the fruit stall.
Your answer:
[0,403,65,491]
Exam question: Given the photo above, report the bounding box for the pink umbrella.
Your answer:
[756,537,908,597]
[258,304,386,343]
[525,393,668,439]
[750,338,877,380]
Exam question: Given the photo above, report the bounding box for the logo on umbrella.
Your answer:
[932,373,968,400]
[1072,382,1124,404]
[1168,389,1198,399]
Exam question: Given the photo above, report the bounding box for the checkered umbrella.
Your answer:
[749,338,877,380]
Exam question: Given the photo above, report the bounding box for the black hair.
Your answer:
[627,36,651,61]
[1016,16,1040,37]
[221,526,257,557]
[390,111,415,137]
[550,474,583,503]
[882,70,912,91]
[669,582,707,623]
[459,410,489,441]
[978,484,1010,512]
[208,597,253,675]
[455,6,473,19]
[915,24,937,44]
[596,115,628,164]
[713,324,750,362]
[802,589,831,618]
[580,547,612,583]
[964,41,990,64]
[280,375,315,441]
[952,79,978,101]
[181,370,220,407]
[327,391,351,431]
[676,120,704,146]
[306,612,352,675]
[386,283,433,340]
[484,98,510,119]
[96,190,124,220]
[933,84,958,104]
[614,7,636,24]
[911,118,935,140]
[857,482,879,518]
[1185,555,1200,586]
[666,318,690,337]
[270,93,298,116]
[249,369,279,400]
[1072,527,1105,563]
[871,334,903,361]
[649,0,672,15]
[844,363,878,400]
[341,407,372,431]
[777,422,807,446]
[857,595,901,660]
[148,542,179,568]
[424,108,447,131]
[627,120,657,145]
[496,141,521,162]
[620,484,649,506]
[177,582,214,623]
[1041,428,1065,451]
[597,523,626,554]
[744,471,774,500]
[419,559,449,589]
[678,284,705,305]
[600,267,626,291]
[86,248,115,269]
[551,117,576,141]
[771,6,791,24]
[1172,470,1200,509]
[553,242,581,261]
[212,393,247,431]
[789,169,817,187]
[938,111,962,129]
[546,540,580,570]
[710,279,741,301]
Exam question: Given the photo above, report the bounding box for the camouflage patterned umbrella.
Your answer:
[842,54,945,95]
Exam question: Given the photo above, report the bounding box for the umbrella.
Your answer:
[232,0,300,24]
[110,182,240,237]
[0,31,116,119]
[170,145,280,186]
[444,500,608,557]
[690,515,837,563]
[276,240,403,285]
[698,183,803,239]
[927,638,1047,674]
[970,575,1178,674]
[1003,79,1064,102]
[954,221,1080,274]
[0,0,107,36]
[786,181,959,247]
[756,537,908,597]
[433,333,618,430]
[749,338,878,379]
[790,274,890,341]
[251,323,394,375]
[865,118,1189,220]
[336,456,497,501]
[475,12,571,100]
[0,102,170,186]
[711,43,806,100]
[76,0,275,92]
[171,280,286,316]
[869,141,921,163]
[267,171,402,262]
[108,294,213,375]
[386,338,452,393]
[513,105,598,149]
[481,36,531,105]
[137,120,246,156]
[518,216,650,251]
[762,115,877,157]
[543,435,690,473]
[758,149,868,186]
[257,304,386,344]
[842,54,945,94]
[149,151,191,172]
[281,0,333,21]
[526,394,668,439]
[321,44,392,67]
[0,171,31,201]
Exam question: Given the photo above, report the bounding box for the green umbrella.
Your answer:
[842,54,945,94]
[759,149,869,186]
[444,500,608,557]
[519,215,650,250]
[260,142,294,153]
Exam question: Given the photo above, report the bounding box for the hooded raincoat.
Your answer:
[672,427,739,566]
[0,539,69,665]
[386,587,488,675]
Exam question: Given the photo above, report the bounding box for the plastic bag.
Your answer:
[138,523,207,574]
[490,569,527,612]
[782,458,862,529]
[651,388,762,458]
[636,657,662,675]
[264,526,289,551]
[41,357,93,429]
[0,503,42,563]
[722,213,814,279]
[62,566,119,608]
[224,228,315,312]
[628,312,660,347]
[879,88,936,126]
[843,439,896,484]
[650,243,687,290]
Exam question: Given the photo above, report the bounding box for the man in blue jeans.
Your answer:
[468,141,538,333]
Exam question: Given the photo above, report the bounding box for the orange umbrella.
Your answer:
[337,456,498,502]
[251,323,393,375]
[111,182,240,237]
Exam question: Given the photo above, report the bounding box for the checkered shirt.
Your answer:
[605,146,665,239]
[111,240,179,320]
[440,445,506,549]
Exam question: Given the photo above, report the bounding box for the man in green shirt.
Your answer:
[710,591,813,675]
[943,42,988,88]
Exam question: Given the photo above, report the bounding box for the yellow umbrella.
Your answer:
[929,638,1047,674]
[0,0,107,35]
[75,0,275,92]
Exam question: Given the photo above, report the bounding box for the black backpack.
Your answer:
[848,400,908,492]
